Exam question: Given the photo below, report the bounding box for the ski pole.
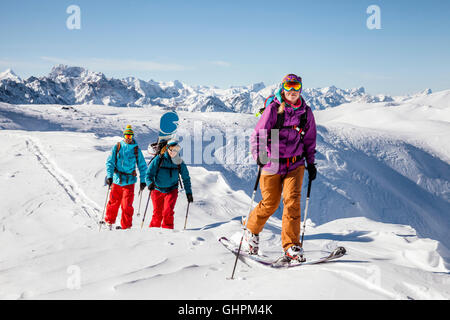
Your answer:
[99,185,111,232]
[300,178,313,247]
[136,189,143,217]
[230,165,262,280]
[140,190,152,229]
[183,202,190,230]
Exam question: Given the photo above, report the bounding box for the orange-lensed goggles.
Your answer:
[124,134,133,139]
[283,81,302,92]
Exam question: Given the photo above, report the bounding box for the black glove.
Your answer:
[140,182,146,191]
[307,163,317,181]
[186,193,193,203]
[148,182,156,191]
[105,177,113,186]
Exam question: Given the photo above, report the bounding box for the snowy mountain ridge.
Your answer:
[0,69,22,83]
[0,65,431,112]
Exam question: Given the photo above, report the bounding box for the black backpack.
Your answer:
[259,97,309,141]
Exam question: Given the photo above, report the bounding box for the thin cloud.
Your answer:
[40,56,71,64]
[0,59,40,69]
[210,60,231,67]
[40,56,191,72]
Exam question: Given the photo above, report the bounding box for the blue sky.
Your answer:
[1,0,449,95]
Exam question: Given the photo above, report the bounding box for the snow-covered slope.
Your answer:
[0,65,421,112]
[0,89,449,300]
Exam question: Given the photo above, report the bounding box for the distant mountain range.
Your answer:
[0,65,432,112]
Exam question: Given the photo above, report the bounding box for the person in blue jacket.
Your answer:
[104,125,148,229]
[146,139,193,229]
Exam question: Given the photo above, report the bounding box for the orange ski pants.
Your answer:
[246,165,305,251]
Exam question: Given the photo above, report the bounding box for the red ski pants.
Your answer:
[150,189,178,229]
[105,183,135,229]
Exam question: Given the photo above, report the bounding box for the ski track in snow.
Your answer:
[20,134,101,226]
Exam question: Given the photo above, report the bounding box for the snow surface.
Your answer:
[0,90,449,300]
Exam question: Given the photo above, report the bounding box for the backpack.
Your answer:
[148,139,184,191]
[149,139,169,157]
[256,95,309,141]
[114,142,139,184]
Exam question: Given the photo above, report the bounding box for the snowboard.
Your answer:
[148,110,180,156]
[219,236,346,268]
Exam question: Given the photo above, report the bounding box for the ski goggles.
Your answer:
[283,81,302,92]
[124,134,133,139]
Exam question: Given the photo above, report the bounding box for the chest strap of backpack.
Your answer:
[268,106,308,143]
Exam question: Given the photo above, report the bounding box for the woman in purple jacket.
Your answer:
[245,74,317,263]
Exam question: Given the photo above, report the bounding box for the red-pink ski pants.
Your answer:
[150,189,178,229]
[105,183,135,229]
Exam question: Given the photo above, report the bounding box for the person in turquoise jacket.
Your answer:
[103,125,148,229]
[146,139,192,229]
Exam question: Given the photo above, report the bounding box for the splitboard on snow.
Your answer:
[98,221,126,230]
[219,236,346,268]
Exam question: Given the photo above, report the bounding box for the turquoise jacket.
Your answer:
[145,152,192,194]
[106,140,148,186]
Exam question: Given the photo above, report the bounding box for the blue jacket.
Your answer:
[145,152,192,194]
[106,140,148,186]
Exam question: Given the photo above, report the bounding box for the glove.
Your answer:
[256,151,268,167]
[105,177,113,186]
[306,163,317,181]
[186,193,193,203]
[140,182,146,191]
[148,182,156,191]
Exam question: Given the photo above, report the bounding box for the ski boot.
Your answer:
[99,221,113,230]
[272,245,306,267]
[285,245,305,262]
[243,229,259,255]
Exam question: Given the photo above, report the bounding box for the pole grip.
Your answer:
[253,165,262,191]
[307,177,312,197]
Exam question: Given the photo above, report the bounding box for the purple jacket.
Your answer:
[250,95,317,175]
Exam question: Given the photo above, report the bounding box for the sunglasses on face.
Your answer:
[168,145,181,152]
[283,81,302,92]
[124,134,133,139]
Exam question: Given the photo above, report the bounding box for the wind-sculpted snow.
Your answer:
[1,65,431,112]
